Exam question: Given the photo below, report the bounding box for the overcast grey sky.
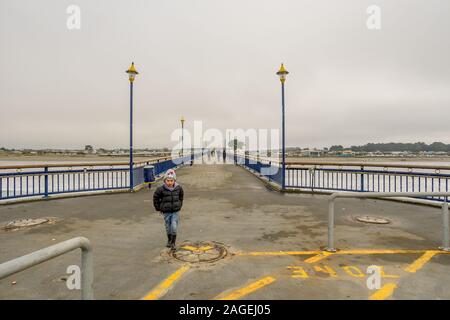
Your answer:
[1,0,449,149]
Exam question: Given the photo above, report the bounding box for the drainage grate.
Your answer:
[354,216,391,224]
[171,241,228,263]
[3,218,50,230]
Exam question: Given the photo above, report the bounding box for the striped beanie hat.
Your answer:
[164,169,176,181]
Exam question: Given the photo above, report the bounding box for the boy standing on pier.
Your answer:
[153,169,184,250]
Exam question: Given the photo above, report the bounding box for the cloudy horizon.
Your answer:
[1,0,449,150]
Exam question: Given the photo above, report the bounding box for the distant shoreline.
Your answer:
[1,154,450,163]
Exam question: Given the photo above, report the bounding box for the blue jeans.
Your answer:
[163,212,179,235]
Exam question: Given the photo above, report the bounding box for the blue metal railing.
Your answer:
[234,154,282,185]
[0,166,130,200]
[0,153,201,201]
[236,155,450,202]
[152,153,197,178]
[285,166,450,201]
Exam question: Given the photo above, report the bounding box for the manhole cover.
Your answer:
[171,241,228,263]
[354,216,391,224]
[3,218,50,230]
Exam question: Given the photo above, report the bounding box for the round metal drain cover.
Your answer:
[4,218,49,230]
[355,216,391,224]
[171,241,228,263]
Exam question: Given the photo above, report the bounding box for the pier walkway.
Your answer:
[0,164,449,299]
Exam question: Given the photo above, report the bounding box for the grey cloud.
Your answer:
[0,0,449,149]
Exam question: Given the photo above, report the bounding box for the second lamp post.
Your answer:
[276,63,289,190]
[126,62,139,190]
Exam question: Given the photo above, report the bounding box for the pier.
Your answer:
[1,159,449,299]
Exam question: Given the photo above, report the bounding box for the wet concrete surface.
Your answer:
[0,163,449,299]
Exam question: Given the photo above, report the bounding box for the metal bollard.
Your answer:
[326,198,336,252]
[81,243,94,300]
[44,166,49,198]
[441,201,450,251]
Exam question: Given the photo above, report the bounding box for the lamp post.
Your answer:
[180,116,185,158]
[276,63,289,190]
[126,62,139,191]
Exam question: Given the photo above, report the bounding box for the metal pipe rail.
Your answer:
[325,192,450,252]
[231,155,450,170]
[286,160,450,171]
[0,237,93,299]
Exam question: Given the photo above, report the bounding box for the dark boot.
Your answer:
[170,234,177,250]
[166,234,172,248]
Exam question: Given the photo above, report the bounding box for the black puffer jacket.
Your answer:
[153,184,184,213]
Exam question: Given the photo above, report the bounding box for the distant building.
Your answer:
[84,145,94,154]
[338,150,355,157]
[300,149,324,157]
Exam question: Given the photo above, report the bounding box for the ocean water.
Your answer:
[1,158,450,199]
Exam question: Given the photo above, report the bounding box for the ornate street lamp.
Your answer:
[126,62,139,190]
[276,63,289,190]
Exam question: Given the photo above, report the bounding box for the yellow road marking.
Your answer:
[404,250,439,273]
[180,245,199,251]
[198,246,213,251]
[141,249,447,300]
[142,265,190,300]
[240,249,450,256]
[304,251,334,263]
[369,283,398,300]
[241,251,320,256]
[287,266,309,278]
[338,249,433,255]
[313,265,338,278]
[342,266,365,278]
[215,276,276,300]
[181,245,213,252]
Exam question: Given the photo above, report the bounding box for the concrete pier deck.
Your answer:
[0,164,449,299]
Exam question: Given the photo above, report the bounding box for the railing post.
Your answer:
[268,161,272,182]
[310,167,315,191]
[441,200,450,251]
[360,166,364,192]
[44,166,49,198]
[81,245,94,300]
[326,196,337,252]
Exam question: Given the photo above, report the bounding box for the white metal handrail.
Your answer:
[0,237,93,299]
[326,192,450,252]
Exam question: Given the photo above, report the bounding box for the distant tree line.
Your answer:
[329,142,450,152]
